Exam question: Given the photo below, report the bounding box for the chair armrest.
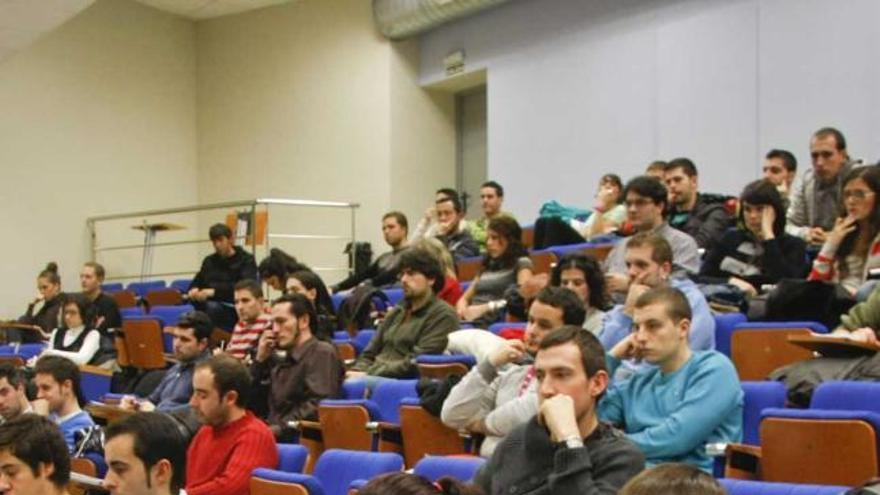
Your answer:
[724,443,762,480]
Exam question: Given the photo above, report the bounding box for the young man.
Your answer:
[80,261,122,361]
[442,287,586,457]
[435,194,480,261]
[474,326,644,494]
[600,233,715,379]
[226,280,272,361]
[186,354,277,495]
[604,176,701,294]
[763,149,798,201]
[663,158,732,252]
[600,287,743,472]
[250,293,343,439]
[470,181,515,253]
[119,311,213,412]
[33,355,94,451]
[412,188,464,240]
[103,412,188,495]
[787,127,857,244]
[0,364,32,423]
[188,223,258,330]
[0,414,72,495]
[347,248,458,379]
[332,211,410,292]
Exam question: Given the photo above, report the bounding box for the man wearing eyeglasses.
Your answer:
[786,127,860,245]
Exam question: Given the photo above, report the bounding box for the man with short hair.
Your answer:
[763,149,798,200]
[32,355,95,451]
[347,249,458,379]
[188,223,258,330]
[0,414,72,495]
[251,293,343,439]
[226,280,272,361]
[442,287,587,457]
[474,326,645,494]
[0,364,32,423]
[470,181,516,253]
[435,193,480,261]
[787,127,858,244]
[645,160,667,180]
[663,158,732,252]
[120,311,213,412]
[80,261,122,362]
[103,412,188,495]
[332,211,410,293]
[600,286,743,472]
[186,354,278,495]
[413,188,464,240]
[604,176,701,294]
[601,233,715,380]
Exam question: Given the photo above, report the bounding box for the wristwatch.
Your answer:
[560,435,584,449]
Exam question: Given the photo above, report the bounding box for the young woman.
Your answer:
[700,179,808,295]
[17,262,65,342]
[550,253,609,335]
[286,270,337,341]
[257,248,310,293]
[809,166,880,298]
[456,216,533,327]
[41,294,101,366]
[533,173,626,249]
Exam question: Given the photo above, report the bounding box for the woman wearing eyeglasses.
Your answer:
[809,166,880,299]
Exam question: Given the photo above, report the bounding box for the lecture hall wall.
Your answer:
[421,0,880,220]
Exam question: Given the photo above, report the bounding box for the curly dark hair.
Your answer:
[551,253,608,310]
[481,216,528,273]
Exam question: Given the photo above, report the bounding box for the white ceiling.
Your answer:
[133,0,295,20]
[0,0,95,64]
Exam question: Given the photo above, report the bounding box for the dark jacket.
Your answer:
[17,293,66,342]
[333,248,405,292]
[189,246,258,304]
[474,418,644,495]
[698,228,809,289]
[668,193,733,252]
[438,229,480,261]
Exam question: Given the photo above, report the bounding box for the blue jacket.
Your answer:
[149,350,210,411]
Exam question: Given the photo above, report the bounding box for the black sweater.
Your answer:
[189,246,258,304]
[698,228,809,289]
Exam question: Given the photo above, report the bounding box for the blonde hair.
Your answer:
[410,238,456,278]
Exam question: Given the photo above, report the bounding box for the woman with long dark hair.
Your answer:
[16,262,66,342]
[257,248,309,293]
[700,179,808,295]
[550,253,609,335]
[810,166,880,298]
[286,270,336,340]
[455,216,533,327]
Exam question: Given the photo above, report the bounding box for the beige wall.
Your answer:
[0,0,198,317]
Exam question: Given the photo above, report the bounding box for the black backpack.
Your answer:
[337,284,391,336]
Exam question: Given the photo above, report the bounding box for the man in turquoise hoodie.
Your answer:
[599,286,742,472]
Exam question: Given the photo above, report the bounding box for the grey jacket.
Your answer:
[604,223,701,276]
[786,160,858,239]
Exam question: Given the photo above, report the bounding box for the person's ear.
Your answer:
[659,261,672,279]
[223,390,239,408]
[38,462,55,480]
[588,370,609,400]
[151,459,173,487]
[677,318,691,341]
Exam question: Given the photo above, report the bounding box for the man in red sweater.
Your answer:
[186,354,278,495]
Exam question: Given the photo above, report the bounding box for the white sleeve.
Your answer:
[43,330,101,366]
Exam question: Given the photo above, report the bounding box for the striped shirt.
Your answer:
[227,313,272,360]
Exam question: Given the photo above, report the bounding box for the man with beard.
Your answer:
[0,364,32,423]
[663,158,732,252]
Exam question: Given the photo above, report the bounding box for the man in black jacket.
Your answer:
[188,223,257,330]
[474,326,644,495]
[332,211,409,293]
[664,158,732,253]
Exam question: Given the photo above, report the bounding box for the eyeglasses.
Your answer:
[625,198,654,208]
[843,190,875,201]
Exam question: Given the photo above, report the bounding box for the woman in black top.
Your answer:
[17,262,65,343]
[699,179,809,295]
[286,270,337,341]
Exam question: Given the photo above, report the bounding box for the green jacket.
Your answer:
[841,284,880,333]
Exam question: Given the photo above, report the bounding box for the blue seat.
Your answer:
[545,241,617,260]
[734,321,829,334]
[342,380,367,400]
[277,444,309,473]
[741,381,786,445]
[383,288,404,306]
[487,321,526,335]
[352,330,375,354]
[415,354,476,367]
[149,304,195,327]
[811,380,880,413]
[714,312,748,358]
[331,293,347,312]
[80,367,112,403]
[251,449,404,495]
[169,279,192,293]
[101,283,124,293]
[0,343,46,359]
[120,307,145,319]
[413,456,486,482]
[719,479,849,495]
[126,280,167,297]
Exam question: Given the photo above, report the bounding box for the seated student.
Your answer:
[412,188,465,240]
[551,253,609,335]
[103,412,189,495]
[346,249,458,380]
[808,166,880,300]
[0,364,33,422]
[442,287,586,457]
[618,463,726,495]
[258,247,310,294]
[188,223,258,330]
[225,280,272,362]
[32,355,95,451]
[435,192,481,261]
[41,294,101,366]
[663,158,733,253]
[332,211,410,293]
[534,174,626,249]
[119,311,212,412]
[601,233,715,380]
[251,293,343,439]
[412,238,463,307]
[456,216,534,327]
[0,414,71,495]
[186,354,278,495]
[16,262,65,343]
[698,179,808,296]
[80,261,122,363]
[600,287,743,472]
[763,149,798,205]
[474,326,644,494]
[471,181,517,252]
[604,176,701,295]
[645,160,667,180]
[286,270,337,341]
